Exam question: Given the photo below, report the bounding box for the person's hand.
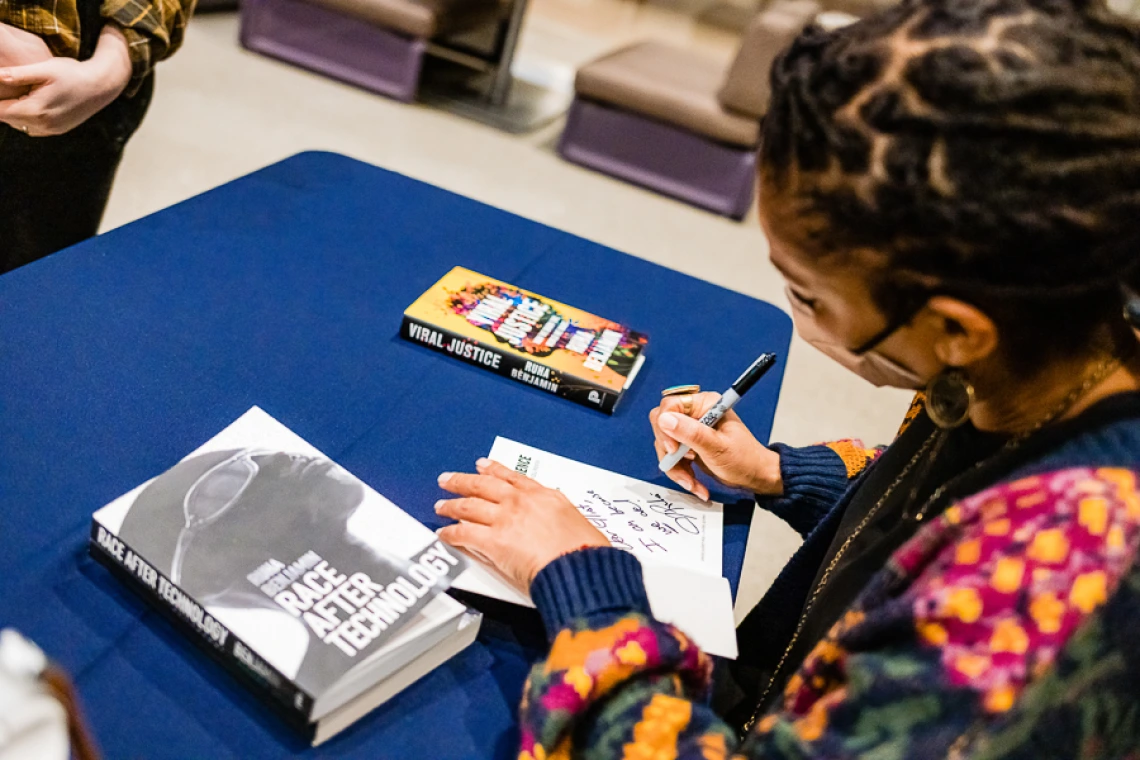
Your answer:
[435,459,610,592]
[0,24,53,100]
[650,391,782,501]
[0,25,131,136]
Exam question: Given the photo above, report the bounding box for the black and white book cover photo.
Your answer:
[91,407,467,701]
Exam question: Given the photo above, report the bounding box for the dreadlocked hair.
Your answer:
[760,0,1140,373]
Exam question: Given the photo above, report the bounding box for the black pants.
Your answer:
[0,74,153,274]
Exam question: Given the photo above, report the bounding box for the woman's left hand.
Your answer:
[436,459,609,591]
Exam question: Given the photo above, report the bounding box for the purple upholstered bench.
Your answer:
[240,0,501,102]
[558,1,848,219]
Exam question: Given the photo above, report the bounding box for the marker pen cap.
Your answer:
[731,353,778,396]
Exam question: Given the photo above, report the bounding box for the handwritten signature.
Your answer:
[574,491,702,553]
[646,493,701,535]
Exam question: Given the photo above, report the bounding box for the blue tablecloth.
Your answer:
[0,152,791,759]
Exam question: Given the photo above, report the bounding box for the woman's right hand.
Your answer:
[649,391,783,501]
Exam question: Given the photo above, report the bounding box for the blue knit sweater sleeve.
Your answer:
[757,443,853,537]
[531,547,650,641]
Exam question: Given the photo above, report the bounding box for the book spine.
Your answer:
[401,315,620,414]
[88,521,315,725]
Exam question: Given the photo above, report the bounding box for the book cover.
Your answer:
[89,407,468,722]
[402,267,648,413]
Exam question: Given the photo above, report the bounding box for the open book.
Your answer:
[451,438,739,658]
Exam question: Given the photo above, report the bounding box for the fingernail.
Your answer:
[476,457,490,470]
[434,499,445,512]
[658,413,677,432]
[438,472,453,486]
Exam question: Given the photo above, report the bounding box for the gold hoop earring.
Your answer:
[925,368,974,429]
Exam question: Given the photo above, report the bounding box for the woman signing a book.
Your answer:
[434,0,1140,755]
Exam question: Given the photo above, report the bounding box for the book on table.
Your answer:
[89,407,481,746]
[401,266,648,414]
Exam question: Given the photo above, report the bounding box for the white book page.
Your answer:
[490,437,723,573]
[643,566,737,659]
[451,438,737,658]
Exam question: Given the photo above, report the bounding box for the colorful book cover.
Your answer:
[401,267,648,413]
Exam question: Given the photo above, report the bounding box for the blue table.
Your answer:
[0,152,791,759]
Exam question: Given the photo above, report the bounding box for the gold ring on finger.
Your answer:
[676,394,696,416]
[661,384,700,398]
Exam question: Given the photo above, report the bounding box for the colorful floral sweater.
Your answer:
[520,401,1140,760]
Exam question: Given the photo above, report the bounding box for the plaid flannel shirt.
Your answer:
[0,0,195,95]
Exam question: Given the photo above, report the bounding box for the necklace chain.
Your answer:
[909,356,1123,522]
[742,356,1122,736]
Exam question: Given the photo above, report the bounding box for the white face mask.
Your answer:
[787,289,928,389]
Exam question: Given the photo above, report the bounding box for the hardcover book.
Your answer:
[89,407,480,745]
[402,267,648,413]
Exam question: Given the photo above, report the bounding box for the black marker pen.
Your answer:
[658,353,778,472]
